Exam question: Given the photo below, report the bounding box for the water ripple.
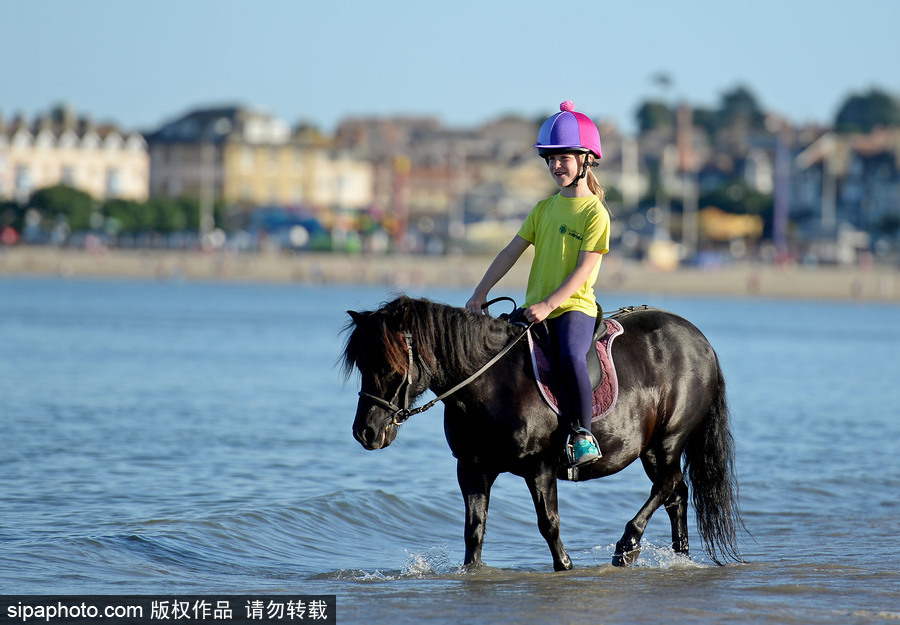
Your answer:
[2,280,899,623]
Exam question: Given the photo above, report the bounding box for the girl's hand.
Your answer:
[466,294,486,314]
[524,301,555,323]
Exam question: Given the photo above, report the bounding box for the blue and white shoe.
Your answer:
[571,436,601,466]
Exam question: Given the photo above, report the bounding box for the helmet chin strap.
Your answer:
[566,155,594,188]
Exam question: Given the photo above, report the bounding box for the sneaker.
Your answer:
[572,437,600,466]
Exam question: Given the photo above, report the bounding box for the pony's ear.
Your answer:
[348,310,364,324]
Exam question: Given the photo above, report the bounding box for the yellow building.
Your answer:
[146,107,373,208]
[0,107,149,203]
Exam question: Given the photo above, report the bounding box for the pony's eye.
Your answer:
[373,369,401,392]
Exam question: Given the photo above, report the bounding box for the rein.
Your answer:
[358,298,532,426]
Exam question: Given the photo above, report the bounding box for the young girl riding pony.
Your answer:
[466,100,611,467]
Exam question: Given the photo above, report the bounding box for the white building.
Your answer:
[0,107,149,203]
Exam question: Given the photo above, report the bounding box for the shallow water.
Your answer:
[1,277,898,623]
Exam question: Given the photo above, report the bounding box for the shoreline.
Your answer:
[1,245,898,303]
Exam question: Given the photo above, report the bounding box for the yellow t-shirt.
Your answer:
[517,193,610,318]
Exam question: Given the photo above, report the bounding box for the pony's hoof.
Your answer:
[553,553,573,572]
[612,547,640,567]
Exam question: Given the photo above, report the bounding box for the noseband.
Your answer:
[358,315,532,427]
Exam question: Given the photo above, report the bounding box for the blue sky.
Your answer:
[5,0,899,134]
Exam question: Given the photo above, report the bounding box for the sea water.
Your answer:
[1,277,898,624]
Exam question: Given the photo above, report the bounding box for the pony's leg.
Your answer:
[664,479,690,556]
[525,465,573,571]
[457,461,498,569]
[613,450,683,567]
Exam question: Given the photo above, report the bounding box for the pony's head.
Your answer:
[342,297,439,450]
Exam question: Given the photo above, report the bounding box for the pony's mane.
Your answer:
[342,295,516,386]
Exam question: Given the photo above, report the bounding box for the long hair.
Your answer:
[582,154,611,219]
[586,167,606,204]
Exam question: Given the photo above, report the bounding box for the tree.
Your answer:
[175,197,201,232]
[717,85,765,130]
[876,213,900,237]
[102,197,219,235]
[0,200,21,229]
[153,198,189,233]
[692,107,718,140]
[635,100,674,133]
[834,88,900,133]
[603,184,623,204]
[29,185,94,231]
[698,182,774,237]
[102,198,144,233]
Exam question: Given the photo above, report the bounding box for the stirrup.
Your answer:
[565,428,601,467]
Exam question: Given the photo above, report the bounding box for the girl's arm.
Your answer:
[466,235,531,313]
[524,250,602,323]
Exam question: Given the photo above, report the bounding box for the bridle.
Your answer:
[357,331,419,426]
[357,299,532,426]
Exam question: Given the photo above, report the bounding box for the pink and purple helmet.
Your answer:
[534,101,602,160]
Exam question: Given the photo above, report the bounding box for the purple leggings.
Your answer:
[546,310,596,432]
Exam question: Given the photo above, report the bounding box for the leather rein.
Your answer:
[358,297,531,426]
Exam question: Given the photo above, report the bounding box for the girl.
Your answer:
[465,100,610,467]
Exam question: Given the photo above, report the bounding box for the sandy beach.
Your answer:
[1,245,898,302]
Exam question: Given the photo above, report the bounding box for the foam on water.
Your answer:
[401,546,456,577]
[588,541,711,569]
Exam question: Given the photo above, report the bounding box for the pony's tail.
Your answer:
[683,358,744,565]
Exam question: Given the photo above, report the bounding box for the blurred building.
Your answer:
[145,106,373,209]
[0,105,149,203]
[795,128,900,233]
[335,114,549,251]
[4,99,896,261]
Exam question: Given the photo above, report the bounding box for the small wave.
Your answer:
[846,609,900,621]
[588,541,711,569]
[314,546,460,582]
[312,568,400,582]
[316,541,713,583]
[401,546,457,577]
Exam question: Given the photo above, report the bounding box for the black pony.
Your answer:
[342,296,742,570]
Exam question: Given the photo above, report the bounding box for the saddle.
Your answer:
[503,304,624,422]
[528,305,608,390]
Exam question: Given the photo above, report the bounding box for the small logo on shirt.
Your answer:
[559,224,583,241]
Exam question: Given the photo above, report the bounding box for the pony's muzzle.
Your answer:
[354,424,384,450]
[353,420,396,450]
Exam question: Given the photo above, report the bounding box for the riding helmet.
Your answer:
[534,101,602,160]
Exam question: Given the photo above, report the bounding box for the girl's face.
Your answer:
[546,153,584,188]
